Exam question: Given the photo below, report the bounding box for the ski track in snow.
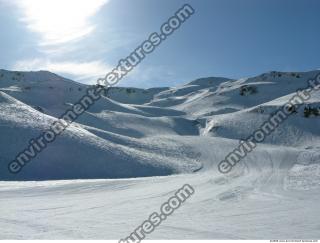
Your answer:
[0,69,320,239]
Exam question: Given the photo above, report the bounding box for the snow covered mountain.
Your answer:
[0,69,320,239]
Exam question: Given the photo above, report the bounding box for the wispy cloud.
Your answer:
[8,0,112,83]
[14,0,109,46]
[13,58,111,83]
[7,0,177,87]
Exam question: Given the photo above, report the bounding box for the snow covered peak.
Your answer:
[0,68,320,180]
[0,69,79,88]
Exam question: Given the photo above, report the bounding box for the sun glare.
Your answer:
[17,0,108,45]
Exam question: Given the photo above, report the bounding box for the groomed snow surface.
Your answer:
[0,69,320,239]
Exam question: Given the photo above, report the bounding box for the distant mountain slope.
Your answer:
[0,69,319,180]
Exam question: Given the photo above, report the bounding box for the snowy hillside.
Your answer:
[0,69,320,239]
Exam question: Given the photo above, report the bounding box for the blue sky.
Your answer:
[0,0,319,87]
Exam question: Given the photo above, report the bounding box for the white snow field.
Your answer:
[0,69,320,239]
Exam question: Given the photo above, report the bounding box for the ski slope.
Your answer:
[0,69,320,239]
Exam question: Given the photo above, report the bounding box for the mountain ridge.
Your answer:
[0,68,319,180]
